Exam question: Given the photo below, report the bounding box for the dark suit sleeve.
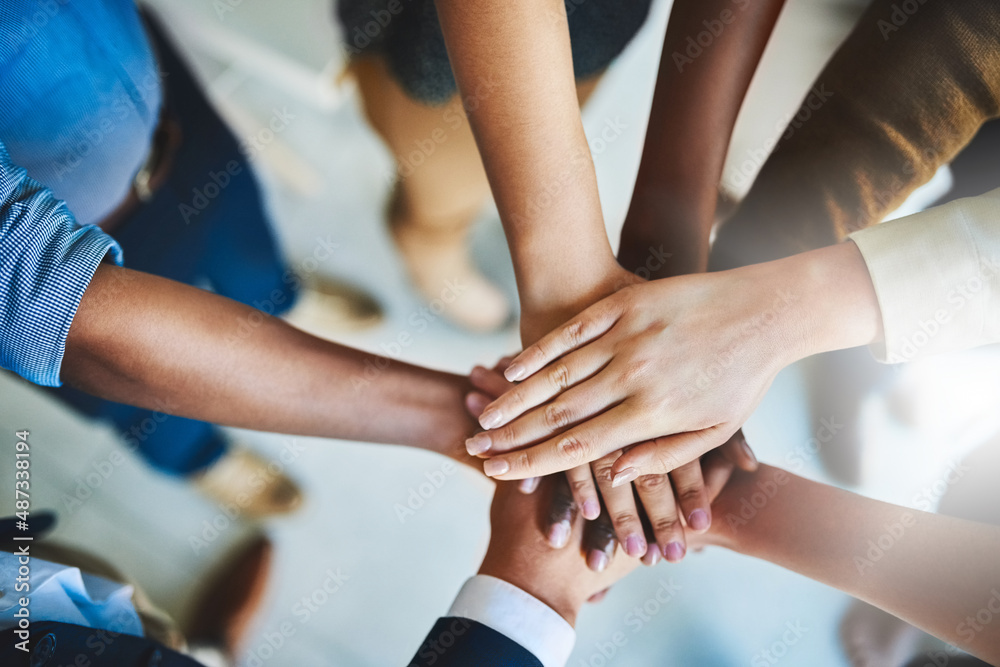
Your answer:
[408,617,544,667]
[0,621,201,667]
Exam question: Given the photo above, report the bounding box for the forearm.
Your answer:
[63,266,474,454]
[714,466,1000,662]
[435,0,619,313]
[740,240,883,367]
[620,0,785,278]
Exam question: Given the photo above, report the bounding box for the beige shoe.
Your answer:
[193,448,303,519]
[282,274,384,338]
[389,185,512,334]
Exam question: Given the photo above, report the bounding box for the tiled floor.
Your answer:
[3,0,998,665]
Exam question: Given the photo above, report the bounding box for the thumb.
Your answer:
[612,425,732,479]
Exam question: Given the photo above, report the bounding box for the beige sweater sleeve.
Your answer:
[848,189,1000,363]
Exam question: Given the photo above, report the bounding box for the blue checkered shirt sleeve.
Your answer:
[0,139,123,387]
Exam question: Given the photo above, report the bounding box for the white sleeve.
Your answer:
[848,188,1000,363]
[447,575,576,667]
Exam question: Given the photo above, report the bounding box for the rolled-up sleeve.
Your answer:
[0,140,122,386]
[849,189,1000,363]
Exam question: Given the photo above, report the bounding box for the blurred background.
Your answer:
[2,0,1000,664]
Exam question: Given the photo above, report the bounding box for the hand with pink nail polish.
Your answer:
[478,478,640,626]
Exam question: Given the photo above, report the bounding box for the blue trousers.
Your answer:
[45,16,297,476]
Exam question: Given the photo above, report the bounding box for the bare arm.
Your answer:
[619,0,786,279]
[63,265,477,461]
[434,0,629,339]
[707,465,1000,663]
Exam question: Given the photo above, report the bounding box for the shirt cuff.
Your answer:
[447,575,576,667]
[848,189,1000,363]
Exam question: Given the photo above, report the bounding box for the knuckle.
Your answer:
[569,478,594,495]
[563,320,585,347]
[678,486,704,506]
[652,517,680,534]
[509,450,532,474]
[557,434,589,463]
[591,463,615,485]
[548,363,571,391]
[635,474,669,492]
[654,448,683,473]
[544,402,572,430]
[611,511,636,530]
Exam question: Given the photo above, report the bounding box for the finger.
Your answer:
[593,452,647,559]
[479,343,612,430]
[544,473,577,549]
[587,588,611,603]
[566,465,601,520]
[468,374,622,456]
[720,429,758,472]
[633,470,686,563]
[582,507,617,573]
[481,405,641,480]
[641,542,661,567]
[612,424,733,479]
[465,391,491,419]
[518,477,541,494]
[469,365,515,400]
[701,448,737,500]
[493,356,515,373]
[504,297,625,383]
[670,460,711,534]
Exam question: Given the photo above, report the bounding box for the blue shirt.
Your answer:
[1,0,160,386]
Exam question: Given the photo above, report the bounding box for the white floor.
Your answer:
[3,0,999,665]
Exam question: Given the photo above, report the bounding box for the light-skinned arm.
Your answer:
[701,464,1000,664]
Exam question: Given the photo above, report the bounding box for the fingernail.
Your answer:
[642,545,660,567]
[483,458,510,477]
[582,499,601,520]
[505,364,525,382]
[611,467,638,488]
[625,534,646,558]
[548,521,571,549]
[587,550,609,572]
[662,541,686,563]
[465,434,491,456]
[741,436,758,469]
[688,509,710,532]
[479,409,502,430]
[519,477,540,494]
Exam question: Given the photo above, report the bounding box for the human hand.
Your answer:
[468,263,806,483]
[467,361,757,568]
[478,478,640,626]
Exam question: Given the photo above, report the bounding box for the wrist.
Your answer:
[478,553,582,626]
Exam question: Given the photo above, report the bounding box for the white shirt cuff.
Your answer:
[447,575,576,667]
[849,188,1000,362]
